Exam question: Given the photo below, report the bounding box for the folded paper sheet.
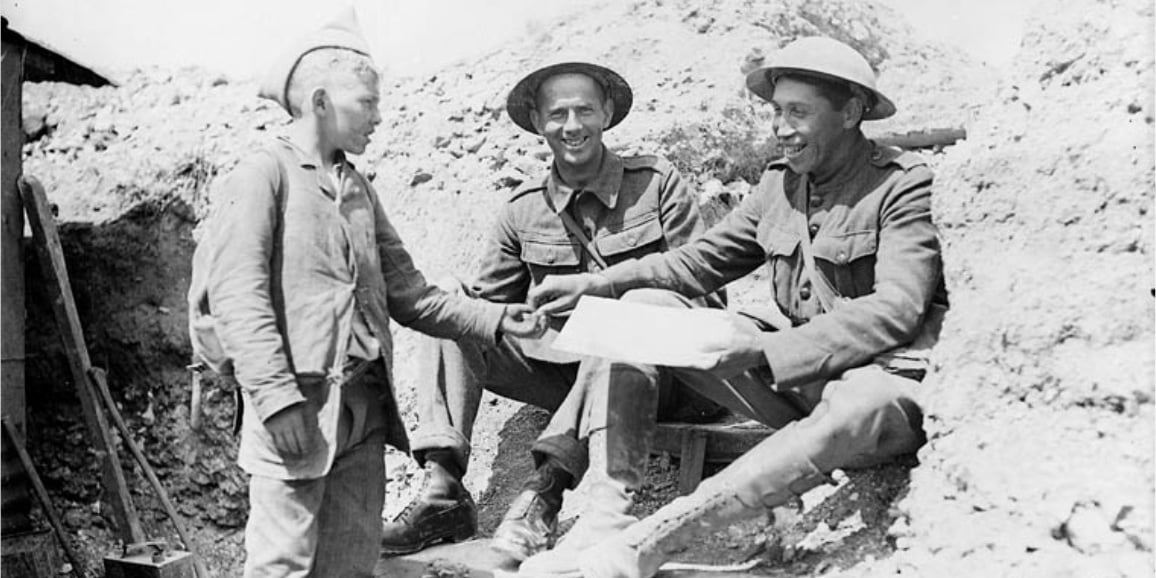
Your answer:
[550,296,735,369]
[519,321,585,364]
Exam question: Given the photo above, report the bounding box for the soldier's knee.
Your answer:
[826,367,914,410]
[797,368,926,469]
[619,288,689,307]
[821,367,924,436]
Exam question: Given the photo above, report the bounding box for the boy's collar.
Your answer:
[276,135,350,169]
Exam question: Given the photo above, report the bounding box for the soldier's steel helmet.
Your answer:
[746,36,896,121]
[506,62,633,134]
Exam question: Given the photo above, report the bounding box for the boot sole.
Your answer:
[489,536,529,562]
[489,531,551,562]
[381,526,477,556]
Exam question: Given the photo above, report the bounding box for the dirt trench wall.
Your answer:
[22,199,250,534]
[877,0,1155,576]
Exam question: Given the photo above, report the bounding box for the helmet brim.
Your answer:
[507,62,633,134]
[745,66,896,121]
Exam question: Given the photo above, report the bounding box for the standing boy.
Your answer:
[191,9,541,576]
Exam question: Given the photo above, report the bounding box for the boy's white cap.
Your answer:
[257,6,372,113]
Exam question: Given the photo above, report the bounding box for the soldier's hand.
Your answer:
[265,403,318,457]
[528,273,612,316]
[702,313,767,378]
[501,304,548,338]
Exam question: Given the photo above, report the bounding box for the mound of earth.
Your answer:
[14,0,1152,576]
[884,0,1155,576]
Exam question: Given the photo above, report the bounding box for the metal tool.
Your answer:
[104,541,196,578]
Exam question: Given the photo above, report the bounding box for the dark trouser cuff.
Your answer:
[530,434,588,490]
[410,427,471,473]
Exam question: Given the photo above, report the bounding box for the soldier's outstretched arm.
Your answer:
[527,272,614,316]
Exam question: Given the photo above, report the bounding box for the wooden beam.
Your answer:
[654,421,773,464]
[18,175,144,545]
[1,33,30,535]
[874,127,967,150]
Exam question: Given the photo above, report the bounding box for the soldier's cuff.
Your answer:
[596,273,619,299]
[478,301,506,347]
[760,332,830,389]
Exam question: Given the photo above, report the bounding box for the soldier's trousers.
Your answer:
[409,284,719,484]
[572,288,927,489]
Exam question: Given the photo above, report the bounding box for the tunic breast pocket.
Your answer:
[521,240,582,284]
[759,228,800,265]
[757,228,801,295]
[812,230,877,297]
[595,216,664,265]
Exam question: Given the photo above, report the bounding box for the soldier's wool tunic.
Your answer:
[601,136,946,387]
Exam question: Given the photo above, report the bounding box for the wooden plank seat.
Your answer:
[653,416,774,494]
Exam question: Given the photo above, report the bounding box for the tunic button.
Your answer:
[628,236,637,246]
[800,286,812,300]
[809,196,823,208]
[546,254,555,264]
[808,223,820,236]
[838,251,847,262]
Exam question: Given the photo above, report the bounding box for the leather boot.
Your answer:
[490,459,572,563]
[517,430,644,575]
[580,422,833,578]
[518,360,661,575]
[380,449,476,555]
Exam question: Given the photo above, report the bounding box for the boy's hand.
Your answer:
[501,304,548,338]
[265,403,318,457]
[527,273,613,316]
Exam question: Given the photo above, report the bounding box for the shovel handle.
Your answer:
[188,364,204,431]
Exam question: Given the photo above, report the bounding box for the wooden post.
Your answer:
[19,175,145,545]
[1,32,31,535]
[874,127,967,149]
[677,429,709,495]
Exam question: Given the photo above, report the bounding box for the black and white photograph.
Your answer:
[0,0,1151,576]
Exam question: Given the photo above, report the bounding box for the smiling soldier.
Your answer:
[379,62,725,562]
[522,37,948,577]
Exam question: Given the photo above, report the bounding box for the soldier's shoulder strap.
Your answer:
[508,177,548,203]
[621,153,673,174]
